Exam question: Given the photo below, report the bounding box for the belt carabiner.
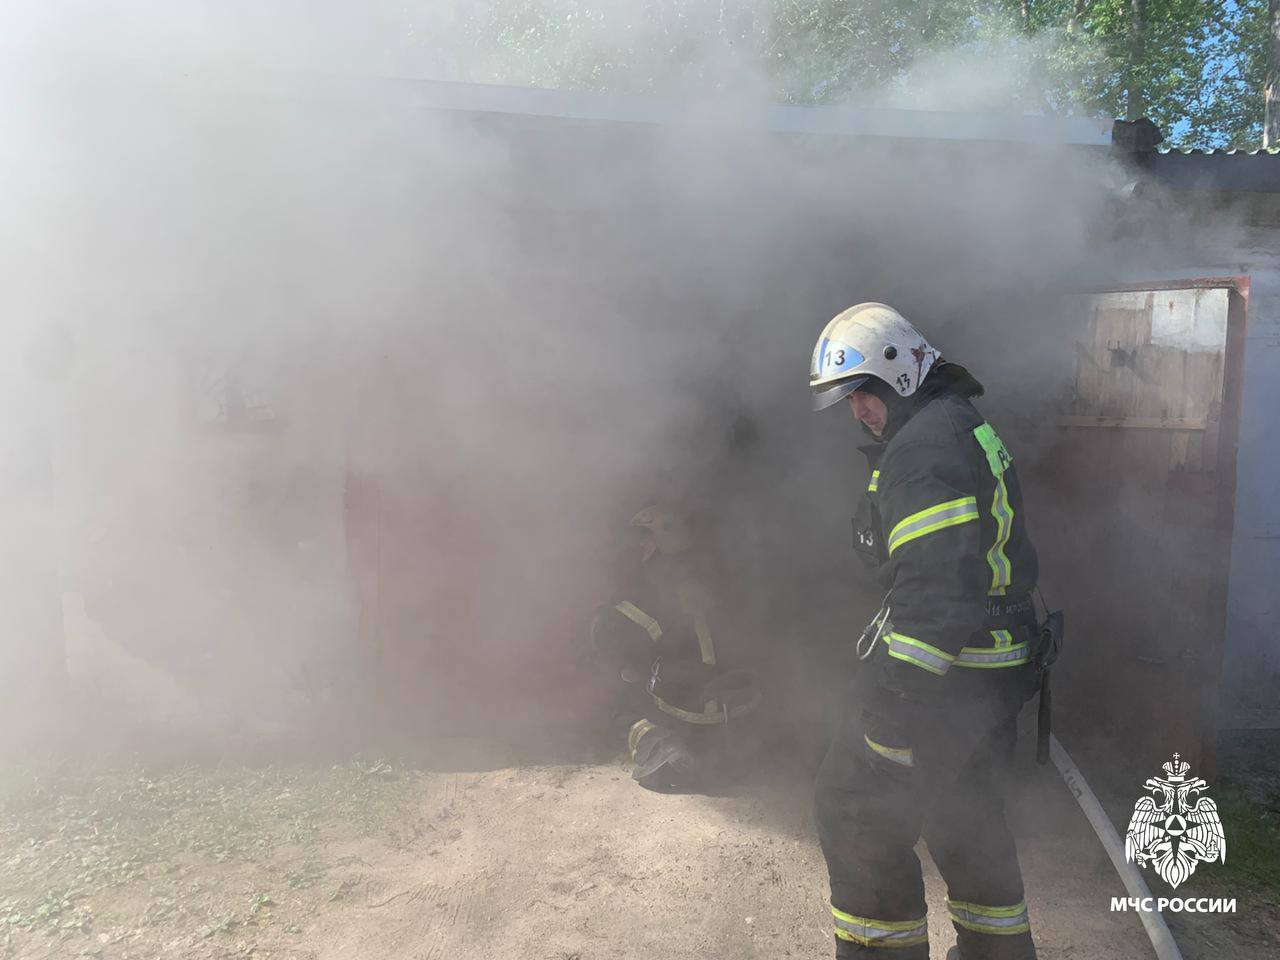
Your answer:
[856,595,893,661]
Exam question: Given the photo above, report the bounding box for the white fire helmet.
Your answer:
[809,302,941,411]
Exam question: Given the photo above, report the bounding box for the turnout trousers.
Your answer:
[814,685,1036,960]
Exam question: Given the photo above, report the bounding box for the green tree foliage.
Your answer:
[1030,0,1269,148]
[459,1,1274,149]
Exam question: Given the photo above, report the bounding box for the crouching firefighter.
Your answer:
[810,303,1051,960]
[589,504,760,791]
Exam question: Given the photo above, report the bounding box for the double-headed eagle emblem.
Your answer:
[1124,754,1226,888]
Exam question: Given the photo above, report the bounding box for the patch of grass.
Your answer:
[0,756,421,948]
[1197,786,1280,905]
[1,886,94,935]
[0,757,417,868]
[284,860,326,890]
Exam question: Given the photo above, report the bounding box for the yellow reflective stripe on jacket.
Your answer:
[613,601,662,643]
[886,496,979,556]
[864,734,914,767]
[692,609,716,666]
[955,644,1030,668]
[986,473,1014,596]
[832,907,928,948]
[650,687,760,725]
[954,630,1031,668]
[867,469,880,493]
[883,630,955,676]
[974,423,1015,596]
[946,899,1030,936]
[650,693,723,724]
[672,579,716,664]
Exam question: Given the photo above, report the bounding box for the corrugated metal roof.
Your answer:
[1161,147,1280,156]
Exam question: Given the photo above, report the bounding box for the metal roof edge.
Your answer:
[4,48,1114,147]
[391,77,1114,147]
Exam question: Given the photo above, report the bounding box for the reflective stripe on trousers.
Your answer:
[947,898,1031,935]
[832,906,928,949]
[627,718,656,759]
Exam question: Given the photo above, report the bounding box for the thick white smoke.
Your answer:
[0,2,1233,750]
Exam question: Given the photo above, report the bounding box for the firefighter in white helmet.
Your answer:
[588,503,760,791]
[810,304,1043,960]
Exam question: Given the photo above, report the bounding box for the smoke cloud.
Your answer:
[0,2,1236,754]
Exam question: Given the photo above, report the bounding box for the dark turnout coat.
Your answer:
[852,365,1040,695]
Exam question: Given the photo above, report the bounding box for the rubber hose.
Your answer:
[1049,734,1184,960]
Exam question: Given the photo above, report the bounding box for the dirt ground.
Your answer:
[2,738,1276,960]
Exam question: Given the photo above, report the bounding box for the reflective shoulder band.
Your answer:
[867,469,880,493]
[946,899,1030,936]
[832,907,928,948]
[884,630,955,676]
[613,601,662,642]
[887,496,978,555]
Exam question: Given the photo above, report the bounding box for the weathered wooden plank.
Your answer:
[1057,415,1206,430]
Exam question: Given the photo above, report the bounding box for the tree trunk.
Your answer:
[1125,0,1147,121]
[1021,1,1032,33]
[1266,0,1280,148]
[913,2,936,44]
[1067,0,1089,36]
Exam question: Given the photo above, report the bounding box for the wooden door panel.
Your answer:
[1030,281,1245,772]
